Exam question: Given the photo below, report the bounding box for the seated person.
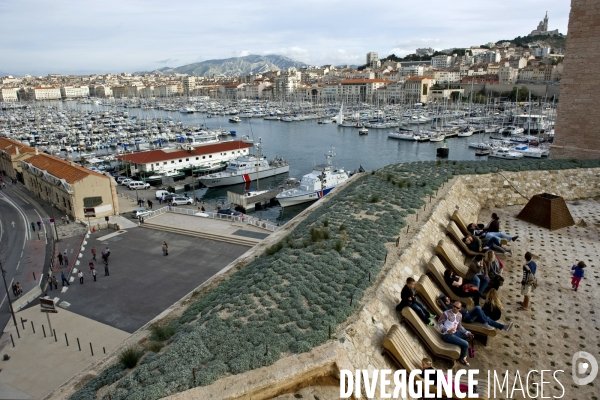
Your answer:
[419,356,473,394]
[467,222,518,243]
[396,277,435,326]
[456,302,513,332]
[438,301,474,366]
[443,269,485,306]
[482,289,503,321]
[482,212,500,232]
[484,251,504,290]
[467,254,490,293]
[462,234,512,255]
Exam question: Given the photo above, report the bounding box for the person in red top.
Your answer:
[91,247,96,261]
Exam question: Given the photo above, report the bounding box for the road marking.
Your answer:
[11,221,15,228]
[0,218,3,243]
[16,261,20,270]
[0,278,15,309]
[0,195,30,242]
[35,209,47,244]
[20,251,23,258]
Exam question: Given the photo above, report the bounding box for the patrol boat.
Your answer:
[198,139,289,188]
[276,147,348,207]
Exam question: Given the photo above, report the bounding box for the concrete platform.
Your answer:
[0,307,130,400]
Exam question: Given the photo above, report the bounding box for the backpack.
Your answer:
[524,265,538,290]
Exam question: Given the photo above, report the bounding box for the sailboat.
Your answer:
[337,103,355,127]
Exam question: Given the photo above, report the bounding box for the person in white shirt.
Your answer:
[438,301,474,366]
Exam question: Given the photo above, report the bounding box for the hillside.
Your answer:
[496,34,567,51]
[140,55,306,77]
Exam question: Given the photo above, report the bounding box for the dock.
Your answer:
[227,189,282,212]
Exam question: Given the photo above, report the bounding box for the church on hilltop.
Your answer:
[529,11,560,36]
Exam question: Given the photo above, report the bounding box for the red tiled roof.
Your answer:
[115,141,253,164]
[0,138,36,156]
[24,154,108,183]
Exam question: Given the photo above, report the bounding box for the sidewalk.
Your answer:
[0,306,130,400]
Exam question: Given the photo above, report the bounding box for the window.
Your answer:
[231,152,234,154]
[209,155,212,158]
[179,159,182,163]
[163,162,167,165]
[155,163,159,166]
[186,158,189,161]
[202,156,205,159]
[195,157,199,160]
[171,161,174,164]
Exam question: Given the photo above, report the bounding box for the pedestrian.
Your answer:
[158,197,162,205]
[571,261,586,291]
[16,283,22,296]
[36,220,41,229]
[91,268,97,282]
[148,199,153,209]
[104,247,110,260]
[103,258,109,276]
[168,202,172,211]
[78,270,84,284]
[65,215,70,224]
[162,241,168,256]
[47,275,53,291]
[61,216,65,225]
[61,272,70,286]
[201,206,205,212]
[30,221,35,231]
[52,276,58,289]
[518,252,537,311]
[63,252,69,267]
[138,215,142,224]
[57,252,64,266]
[89,261,95,271]
[91,247,96,261]
[11,282,18,296]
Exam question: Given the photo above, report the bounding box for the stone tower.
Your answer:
[551,0,600,159]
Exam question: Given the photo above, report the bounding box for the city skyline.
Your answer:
[0,0,569,76]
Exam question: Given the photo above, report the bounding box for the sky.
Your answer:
[0,0,570,76]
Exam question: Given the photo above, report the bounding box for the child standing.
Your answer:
[571,261,585,291]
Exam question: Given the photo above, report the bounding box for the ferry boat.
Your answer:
[276,148,349,207]
[198,140,289,188]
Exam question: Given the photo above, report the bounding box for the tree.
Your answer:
[450,91,461,101]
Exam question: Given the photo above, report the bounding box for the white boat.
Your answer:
[488,148,524,160]
[229,116,241,123]
[198,140,289,188]
[281,116,293,122]
[276,148,348,207]
[358,127,368,135]
[457,128,475,137]
[241,135,254,144]
[468,142,493,150]
[429,133,445,142]
[513,145,544,158]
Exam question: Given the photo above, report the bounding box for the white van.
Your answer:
[155,189,173,199]
[129,182,150,190]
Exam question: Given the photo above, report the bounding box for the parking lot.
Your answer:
[52,226,250,333]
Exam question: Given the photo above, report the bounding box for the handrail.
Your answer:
[144,206,278,232]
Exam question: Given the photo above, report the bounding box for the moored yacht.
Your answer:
[488,148,524,160]
[276,148,349,207]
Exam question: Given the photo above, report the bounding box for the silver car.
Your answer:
[131,208,152,219]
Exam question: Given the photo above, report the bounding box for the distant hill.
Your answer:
[0,71,13,77]
[496,34,567,52]
[139,55,307,77]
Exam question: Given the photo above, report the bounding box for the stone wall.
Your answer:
[552,0,600,159]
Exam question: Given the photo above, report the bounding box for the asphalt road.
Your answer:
[53,226,249,333]
[0,184,53,331]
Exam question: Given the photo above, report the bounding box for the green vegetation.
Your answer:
[71,159,600,400]
[150,324,176,342]
[119,346,144,369]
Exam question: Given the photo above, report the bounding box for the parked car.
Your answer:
[131,208,152,218]
[129,182,151,190]
[155,189,173,199]
[120,178,133,186]
[171,196,193,206]
[217,208,242,216]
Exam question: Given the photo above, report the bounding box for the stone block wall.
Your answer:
[552,0,600,159]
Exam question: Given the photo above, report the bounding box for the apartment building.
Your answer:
[431,55,453,69]
[27,86,62,100]
[498,63,519,84]
[60,85,90,99]
[0,87,19,102]
[404,76,435,103]
[432,69,462,84]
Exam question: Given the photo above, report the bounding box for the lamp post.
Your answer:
[50,203,59,241]
[0,261,18,327]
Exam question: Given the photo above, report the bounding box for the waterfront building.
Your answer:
[27,86,61,100]
[20,153,118,220]
[115,141,253,175]
[0,87,19,102]
[0,138,36,179]
[404,76,435,103]
[60,85,90,99]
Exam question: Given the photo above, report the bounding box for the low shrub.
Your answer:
[265,242,284,256]
[146,341,163,353]
[119,346,143,369]
[149,324,176,342]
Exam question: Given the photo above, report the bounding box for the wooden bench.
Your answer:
[436,239,470,278]
[446,221,506,259]
[401,307,461,361]
[452,210,508,245]
[426,256,475,309]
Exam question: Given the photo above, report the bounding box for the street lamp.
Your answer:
[0,260,18,327]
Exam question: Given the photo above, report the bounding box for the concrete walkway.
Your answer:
[0,306,130,400]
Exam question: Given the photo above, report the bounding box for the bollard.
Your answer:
[65,333,69,346]
[423,204,426,211]
[53,329,57,342]
[350,294,353,306]
[33,272,36,280]
[103,347,106,354]
[369,272,371,282]
[42,325,46,337]
[15,325,20,339]
[31,321,35,334]
[406,225,409,233]
[20,318,25,330]
[416,213,419,222]
[77,338,81,351]
[90,342,94,356]
[10,334,14,348]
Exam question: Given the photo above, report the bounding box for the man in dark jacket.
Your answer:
[395,277,434,326]
[467,254,490,293]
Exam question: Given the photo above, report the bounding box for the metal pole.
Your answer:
[0,262,17,327]
[31,320,35,333]
[47,312,53,336]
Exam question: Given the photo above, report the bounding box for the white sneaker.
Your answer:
[482,322,495,330]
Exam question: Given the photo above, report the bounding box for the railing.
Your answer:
[144,206,279,232]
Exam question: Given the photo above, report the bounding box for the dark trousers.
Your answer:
[92,254,96,261]
[58,258,63,266]
[62,278,69,286]
[79,277,84,284]
[409,300,431,324]
[105,267,109,276]
[93,274,97,281]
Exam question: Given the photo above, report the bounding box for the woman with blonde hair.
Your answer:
[482,288,503,321]
[484,250,504,290]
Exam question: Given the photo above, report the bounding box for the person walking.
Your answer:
[52,276,58,290]
[103,257,109,276]
[65,215,70,224]
[47,275,53,291]
[571,261,586,291]
[91,268,97,282]
[162,241,168,256]
[63,252,69,267]
[91,247,97,261]
[57,252,64,266]
[16,282,22,296]
[61,216,66,225]
[61,272,70,286]
[37,221,41,230]
[89,261,95,272]
[30,221,36,231]
[148,199,153,209]
[518,252,537,311]
[11,282,18,296]
[104,247,110,260]
[78,270,84,284]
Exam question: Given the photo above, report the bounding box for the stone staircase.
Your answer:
[140,222,260,247]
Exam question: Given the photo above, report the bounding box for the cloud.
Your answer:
[238,50,250,57]
[155,58,178,64]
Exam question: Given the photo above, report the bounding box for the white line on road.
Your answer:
[1,195,30,243]
[0,218,3,243]
[0,278,15,309]
[35,209,48,244]
[16,261,20,270]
